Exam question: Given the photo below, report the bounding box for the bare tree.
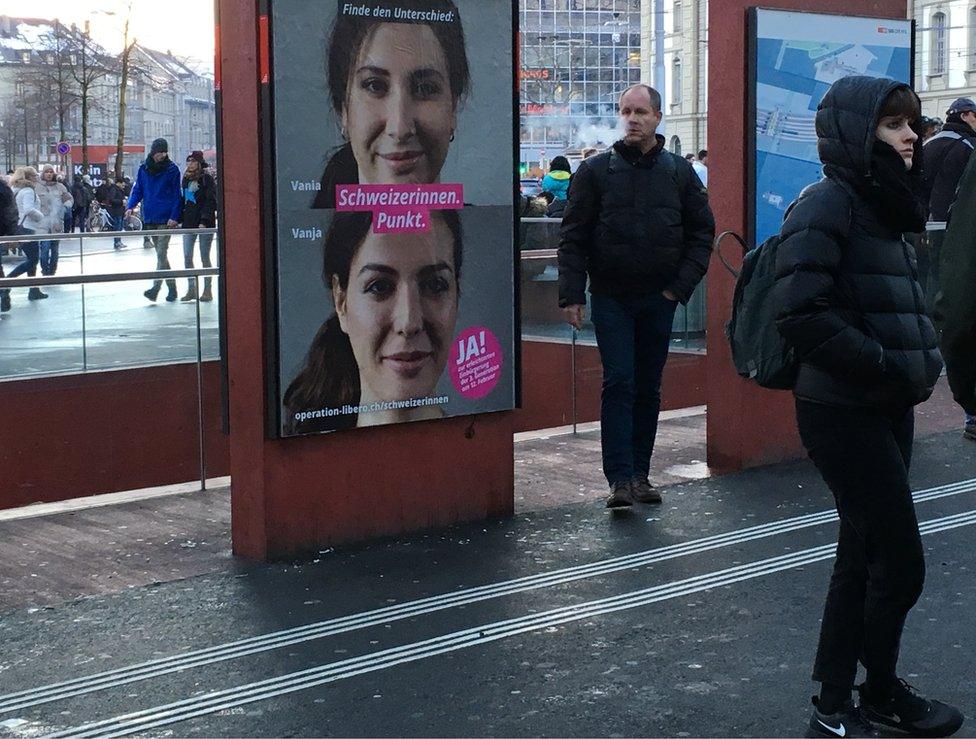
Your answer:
[16,21,82,172]
[114,1,138,180]
[67,22,113,173]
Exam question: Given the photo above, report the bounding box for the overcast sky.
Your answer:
[0,0,215,69]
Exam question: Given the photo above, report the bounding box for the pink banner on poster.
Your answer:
[335,184,464,233]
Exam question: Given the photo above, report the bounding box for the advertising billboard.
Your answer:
[748,9,913,244]
[263,0,517,437]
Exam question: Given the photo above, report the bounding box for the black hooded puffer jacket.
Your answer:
[773,76,943,409]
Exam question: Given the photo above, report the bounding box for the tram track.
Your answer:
[45,507,976,738]
[1,477,974,718]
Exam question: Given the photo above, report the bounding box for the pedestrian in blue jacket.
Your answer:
[127,138,182,302]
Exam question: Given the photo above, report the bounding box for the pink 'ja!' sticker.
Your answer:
[449,326,503,400]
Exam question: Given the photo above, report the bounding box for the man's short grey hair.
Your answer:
[620,84,662,113]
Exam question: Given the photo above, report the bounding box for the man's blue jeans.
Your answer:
[39,240,59,275]
[590,291,677,487]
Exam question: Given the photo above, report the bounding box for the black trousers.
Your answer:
[795,399,925,690]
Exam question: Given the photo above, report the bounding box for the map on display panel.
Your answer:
[751,9,912,244]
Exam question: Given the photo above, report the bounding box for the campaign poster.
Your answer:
[748,9,912,244]
[264,0,517,437]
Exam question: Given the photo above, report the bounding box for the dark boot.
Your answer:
[199,278,213,302]
[144,286,160,302]
[181,283,198,302]
[605,480,634,509]
[28,287,48,301]
[1,289,10,312]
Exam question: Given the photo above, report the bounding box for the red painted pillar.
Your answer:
[217,2,514,560]
[705,0,908,473]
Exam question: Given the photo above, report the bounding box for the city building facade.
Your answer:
[640,0,708,159]
[519,0,643,173]
[0,15,215,178]
[912,0,976,119]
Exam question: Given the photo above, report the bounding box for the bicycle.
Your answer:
[86,202,143,233]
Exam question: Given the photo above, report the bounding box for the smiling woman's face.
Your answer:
[342,23,457,186]
[333,218,459,404]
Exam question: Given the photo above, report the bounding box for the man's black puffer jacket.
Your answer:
[558,135,714,306]
[922,119,976,221]
[773,76,943,409]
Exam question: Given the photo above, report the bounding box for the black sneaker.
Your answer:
[809,697,880,738]
[631,478,662,504]
[859,679,964,737]
[964,421,976,442]
[605,480,633,509]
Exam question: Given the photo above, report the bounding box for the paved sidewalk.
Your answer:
[0,384,973,737]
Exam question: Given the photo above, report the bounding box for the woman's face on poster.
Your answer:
[342,23,457,186]
[334,218,459,404]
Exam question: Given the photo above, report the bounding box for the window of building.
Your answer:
[673,0,683,34]
[670,135,682,155]
[672,57,683,104]
[932,11,947,76]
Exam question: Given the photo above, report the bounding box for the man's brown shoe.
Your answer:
[631,478,662,504]
[605,480,634,509]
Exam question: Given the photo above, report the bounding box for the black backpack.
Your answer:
[717,231,798,390]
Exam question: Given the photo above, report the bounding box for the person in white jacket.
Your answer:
[36,164,72,277]
[7,166,47,300]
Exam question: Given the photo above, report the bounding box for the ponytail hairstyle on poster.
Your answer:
[283,209,465,433]
[312,0,471,208]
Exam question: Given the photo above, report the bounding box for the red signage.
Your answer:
[521,103,570,115]
[521,68,551,80]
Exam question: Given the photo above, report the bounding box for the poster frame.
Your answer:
[745,6,916,247]
[257,0,521,439]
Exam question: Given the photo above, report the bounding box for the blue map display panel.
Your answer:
[751,10,911,244]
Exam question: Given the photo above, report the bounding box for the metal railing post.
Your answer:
[79,230,88,371]
[571,326,578,436]
[194,275,207,492]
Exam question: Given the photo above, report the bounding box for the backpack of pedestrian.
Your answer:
[772,76,962,739]
[719,229,797,389]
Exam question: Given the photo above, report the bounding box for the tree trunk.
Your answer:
[81,81,89,173]
[115,41,132,181]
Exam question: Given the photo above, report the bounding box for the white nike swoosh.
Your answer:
[817,718,847,737]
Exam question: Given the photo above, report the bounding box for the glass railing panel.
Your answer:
[0,251,85,379]
[81,273,220,371]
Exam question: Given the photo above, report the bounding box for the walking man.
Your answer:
[127,138,182,302]
[557,84,714,509]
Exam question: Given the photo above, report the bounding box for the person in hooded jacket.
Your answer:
[542,156,572,203]
[127,138,182,302]
[773,77,963,739]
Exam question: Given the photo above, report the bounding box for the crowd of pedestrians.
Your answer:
[0,137,218,313]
